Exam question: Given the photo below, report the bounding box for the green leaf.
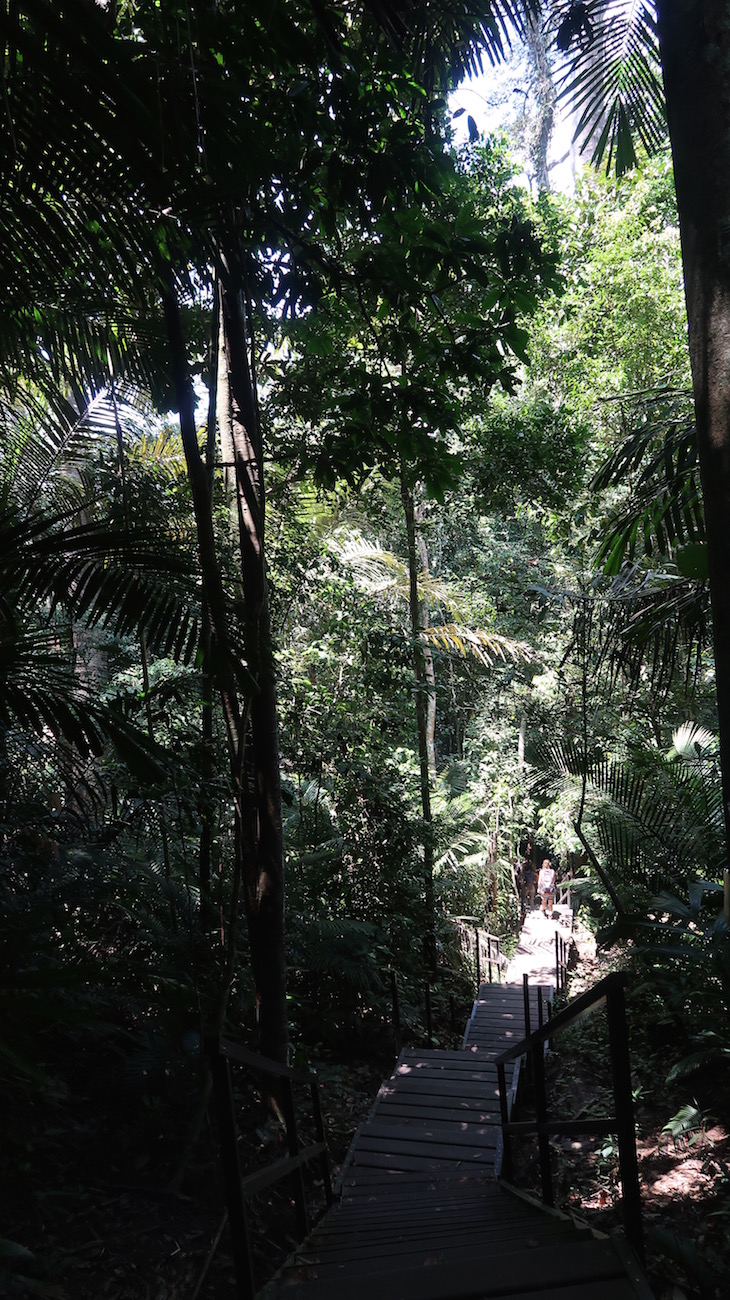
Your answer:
[675,541,708,580]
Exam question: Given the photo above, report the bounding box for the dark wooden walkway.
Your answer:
[259,978,653,1299]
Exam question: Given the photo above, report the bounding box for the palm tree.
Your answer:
[550,0,730,864]
[0,385,200,813]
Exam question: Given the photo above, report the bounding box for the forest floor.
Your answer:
[5,932,729,1299]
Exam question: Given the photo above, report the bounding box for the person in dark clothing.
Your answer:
[521,858,536,910]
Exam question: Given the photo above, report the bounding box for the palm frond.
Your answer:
[329,532,468,612]
[593,569,708,698]
[330,534,410,594]
[421,622,531,666]
[669,721,717,762]
[592,394,703,575]
[554,0,666,174]
[404,0,527,85]
[529,726,724,891]
[0,623,170,779]
[435,827,488,873]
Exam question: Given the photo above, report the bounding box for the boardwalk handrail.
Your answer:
[494,971,644,1264]
[450,916,503,989]
[555,929,569,993]
[206,1035,333,1300]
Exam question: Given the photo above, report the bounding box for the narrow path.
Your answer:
[504,901,573,986]
[258,908,652,1299]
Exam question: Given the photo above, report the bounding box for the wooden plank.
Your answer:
[294,1227,579,1272]
[377,1076,500,1098]
[308,1203,578,1239]
[362,1121,500,1149]
[332,1187,541,1215]
[340,1166,492,1186]
[378,1085,500,1103]
[401,1043,505,1054]
[298,1222,566,1263]
[312,1204,559,1236]
[374,1100,500,1118]
[375,1102,502,1121]
[355,1134,496,1160]
[375,1104,501,1124]
[350,1147,493,1170]
[394,1063,501,1082]
[396,1054,501,1071]
[384,1065,502,1084]
[267,1238,629,1298]
[392,1058,501,1072]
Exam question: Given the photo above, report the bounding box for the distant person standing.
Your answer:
[538,859,556,918]
[521,856,536,911]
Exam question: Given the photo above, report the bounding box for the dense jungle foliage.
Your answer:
[1,2,729,1297]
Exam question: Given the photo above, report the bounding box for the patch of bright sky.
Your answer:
[448,43,582,196]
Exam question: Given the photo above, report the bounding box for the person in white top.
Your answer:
[537,859,556,918]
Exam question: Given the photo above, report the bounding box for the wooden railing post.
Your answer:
[310,1077,333,1208]
[475,926,481,990]
[606,982,644,1264]
[391,970,402,1057]
[532,1038,554,1207]
[522,973,532,1083]
[496,1061,512,1181]
[280,1075,308,1239]
[208,1045,256,1300]
[425,983,433,1048]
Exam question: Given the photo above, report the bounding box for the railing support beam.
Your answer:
[606,983,644,1264]
[532,1038,554,1207]
[209,1054,256,1300]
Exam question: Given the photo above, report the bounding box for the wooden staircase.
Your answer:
[257,980,653,1299]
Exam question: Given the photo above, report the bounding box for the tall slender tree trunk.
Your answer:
[524,3,556,192]
[401,465,436,975]
[162,277,242,759]
[163,273,287,1065]
[162,273,245,977]
[198,294,220,930]
[166,269,288,1060]
[414,503,437,774]
[656,1,730,859]
[218,250,288,1065]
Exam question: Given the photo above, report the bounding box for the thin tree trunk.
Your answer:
[162,273,248,1033]
[401,465,436,975]
[219,252,288,1065]
[656,0,730,859]
[524,3,555,193]
[414,503,437,774]
[198,287,220,929]
[162,276,242,761]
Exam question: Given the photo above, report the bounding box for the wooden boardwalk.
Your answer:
[259,926,653,1299]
